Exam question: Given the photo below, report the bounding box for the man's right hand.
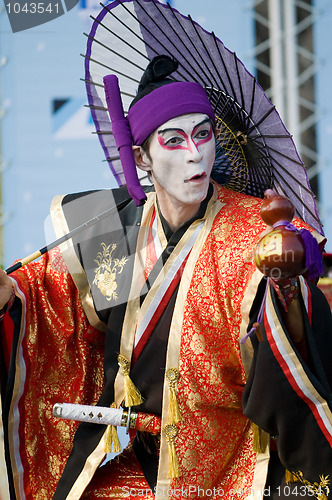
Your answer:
[0,269,13,311]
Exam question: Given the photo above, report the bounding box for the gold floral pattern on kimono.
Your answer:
[93,243,128,301]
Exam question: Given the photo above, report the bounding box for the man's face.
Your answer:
[145,113,215,208]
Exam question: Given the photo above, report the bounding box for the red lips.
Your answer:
[185,172,207,183]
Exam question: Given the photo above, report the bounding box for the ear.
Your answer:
[132,145,152,173]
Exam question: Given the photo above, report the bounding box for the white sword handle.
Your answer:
[53,403,124,427]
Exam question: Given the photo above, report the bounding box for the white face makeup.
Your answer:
[144,113,215,217]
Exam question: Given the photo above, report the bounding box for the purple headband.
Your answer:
[127,81,215,146]
[103,75,215,206]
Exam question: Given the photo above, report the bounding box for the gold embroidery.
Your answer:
[10,252,105,498]
[93,243,128,301]
[165,188,266,495]
[286,471,330,500]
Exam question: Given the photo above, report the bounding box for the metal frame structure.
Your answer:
[252,0,320,197]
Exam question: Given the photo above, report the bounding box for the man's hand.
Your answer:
[0,269,13,310]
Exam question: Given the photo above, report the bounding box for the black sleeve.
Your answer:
[242,280,332,491]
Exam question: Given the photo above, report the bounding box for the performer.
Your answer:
[0,53,330,500]
[0,2,331,499]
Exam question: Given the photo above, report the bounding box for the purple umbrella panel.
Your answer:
[83,0,322,234]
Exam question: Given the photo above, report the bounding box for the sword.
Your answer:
[53,403,137,430]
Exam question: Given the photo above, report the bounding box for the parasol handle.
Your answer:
[4,201,126,276]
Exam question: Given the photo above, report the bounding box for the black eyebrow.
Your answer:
[157,117,211,135]
[157,127,183,135]
[192,118,211,131]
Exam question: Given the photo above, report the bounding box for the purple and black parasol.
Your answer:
[83,0,323,234]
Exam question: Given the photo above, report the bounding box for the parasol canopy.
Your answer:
[84,0,323,234]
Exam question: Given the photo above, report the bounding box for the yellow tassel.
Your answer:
[252,423,269,453]
[285,469,300,484]
[168,440,180,478]
[166,368,181,424]
[164,423,180,479]
[104,403,121,454]
[118,354,143,407]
